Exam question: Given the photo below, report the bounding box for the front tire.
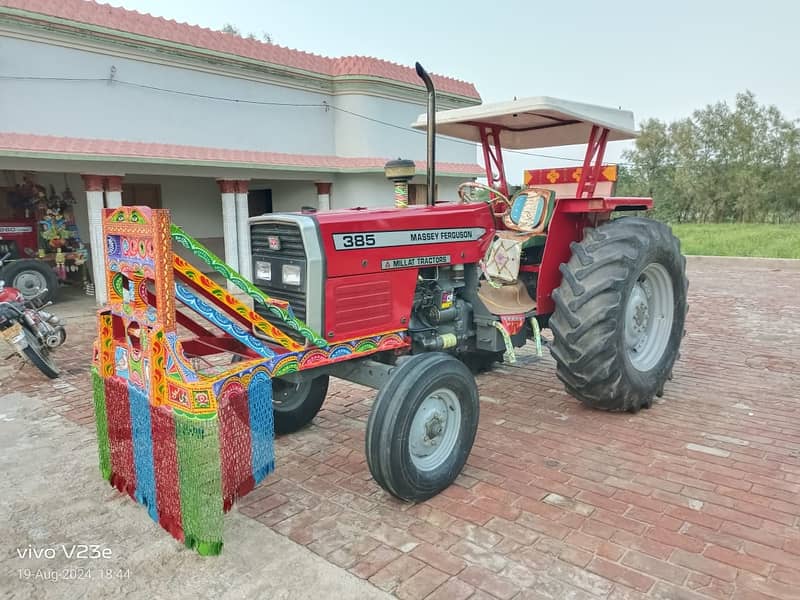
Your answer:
[549,217,688,412]
[272,375,329,434]
[22,327,60,379]
[366,353,479,502]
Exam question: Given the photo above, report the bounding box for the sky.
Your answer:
[109,0,800,182]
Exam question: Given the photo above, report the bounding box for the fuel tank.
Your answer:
[0,284,24,304]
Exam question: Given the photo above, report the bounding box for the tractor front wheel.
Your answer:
[366,353,479,502]
[549,217,688,412]
[272,375,329,434]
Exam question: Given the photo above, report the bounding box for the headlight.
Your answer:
[282,264,301,286]
[255,261,271,281]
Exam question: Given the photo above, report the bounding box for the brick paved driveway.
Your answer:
[6,257,800,600]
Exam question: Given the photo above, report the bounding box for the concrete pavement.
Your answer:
[0,390,390,600]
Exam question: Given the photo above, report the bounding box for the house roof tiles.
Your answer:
[1,0,480,99]
[0,132,484,176]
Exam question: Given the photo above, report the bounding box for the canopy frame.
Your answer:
[412,96,637,198]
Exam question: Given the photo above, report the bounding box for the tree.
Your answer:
[221,23,273,44]
[620,92,800,223]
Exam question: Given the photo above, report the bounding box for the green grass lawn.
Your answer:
[668,223,800,259]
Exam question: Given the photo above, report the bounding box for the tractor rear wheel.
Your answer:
[366,353,479,502]
[5,260,59,303]
[549,217,688,412]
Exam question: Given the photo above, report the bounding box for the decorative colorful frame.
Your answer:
[92,206,409,554]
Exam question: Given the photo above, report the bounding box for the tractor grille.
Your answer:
[251,222,306,260]
[250,222,308,341]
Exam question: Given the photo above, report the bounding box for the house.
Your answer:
[0,0,482,302]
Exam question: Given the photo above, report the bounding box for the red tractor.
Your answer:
[248,65,687,502]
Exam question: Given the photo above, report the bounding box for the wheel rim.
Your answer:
[408,388,462,472]
[624,262,675,372]
[273,379,311,412]
[13,270,48,299]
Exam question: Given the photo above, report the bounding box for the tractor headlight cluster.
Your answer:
[282,264,301,286]
[255,261,271,281]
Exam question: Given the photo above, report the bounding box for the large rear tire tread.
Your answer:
[549,217,688,412]
[366,353,479,502]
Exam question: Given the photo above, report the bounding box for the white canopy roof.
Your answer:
[412,96,637,149]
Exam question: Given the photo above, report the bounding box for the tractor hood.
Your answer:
[312,203,496,278]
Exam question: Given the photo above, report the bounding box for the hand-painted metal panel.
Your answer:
[92,206,408,555]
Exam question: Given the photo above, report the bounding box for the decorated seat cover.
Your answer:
[503,189,548,233]
[483,236,521,284]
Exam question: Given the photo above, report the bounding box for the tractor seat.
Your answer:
[503,188,549,233]
[498,188,556,248]
[481,188,556,290]
[477,279,536,315]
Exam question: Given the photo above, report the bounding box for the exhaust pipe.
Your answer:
[415,62,436,206]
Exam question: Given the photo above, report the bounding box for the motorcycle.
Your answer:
[0,252,66,379]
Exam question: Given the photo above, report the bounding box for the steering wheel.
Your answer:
[457,182,511,215]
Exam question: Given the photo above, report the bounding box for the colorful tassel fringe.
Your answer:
[91,370,274,555]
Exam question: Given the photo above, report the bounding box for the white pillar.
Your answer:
[218,180,239,292]
[83,175,107,304]
[315,181,332,211]
[105,175,123,209]
[235,180,252,282]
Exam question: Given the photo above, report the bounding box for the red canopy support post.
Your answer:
[478,125,509,197]
[576,126,610,198]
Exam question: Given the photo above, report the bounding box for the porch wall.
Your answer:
[332,173,469,208]
[259,180,321,213]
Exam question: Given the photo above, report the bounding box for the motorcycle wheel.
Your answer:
[22,326,60,379]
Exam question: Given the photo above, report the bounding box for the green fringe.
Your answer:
[91,369,112,480]
[175,412,224,554]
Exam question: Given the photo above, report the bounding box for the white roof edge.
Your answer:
[411,96,638,149]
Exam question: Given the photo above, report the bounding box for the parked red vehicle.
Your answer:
[0,220,60,303]
[243,64,688,501]
[0,252,66,378]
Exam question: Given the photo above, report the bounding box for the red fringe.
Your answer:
[150,403,184,542]
[217,382,254,512]
[104,377,136,499]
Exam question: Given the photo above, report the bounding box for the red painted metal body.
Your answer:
[0,219,38,258]
[0,284,24,304]
[315,203,495,276]
[576,126,610,198]
[314,203,495,341]
[524,164,618,187]
[310,189,652,340]
[536,196,652,314]
[248,118,654,350]
[478,125,510,197]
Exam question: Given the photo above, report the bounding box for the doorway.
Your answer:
[248,189,272,217]
[122,183,162,208]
